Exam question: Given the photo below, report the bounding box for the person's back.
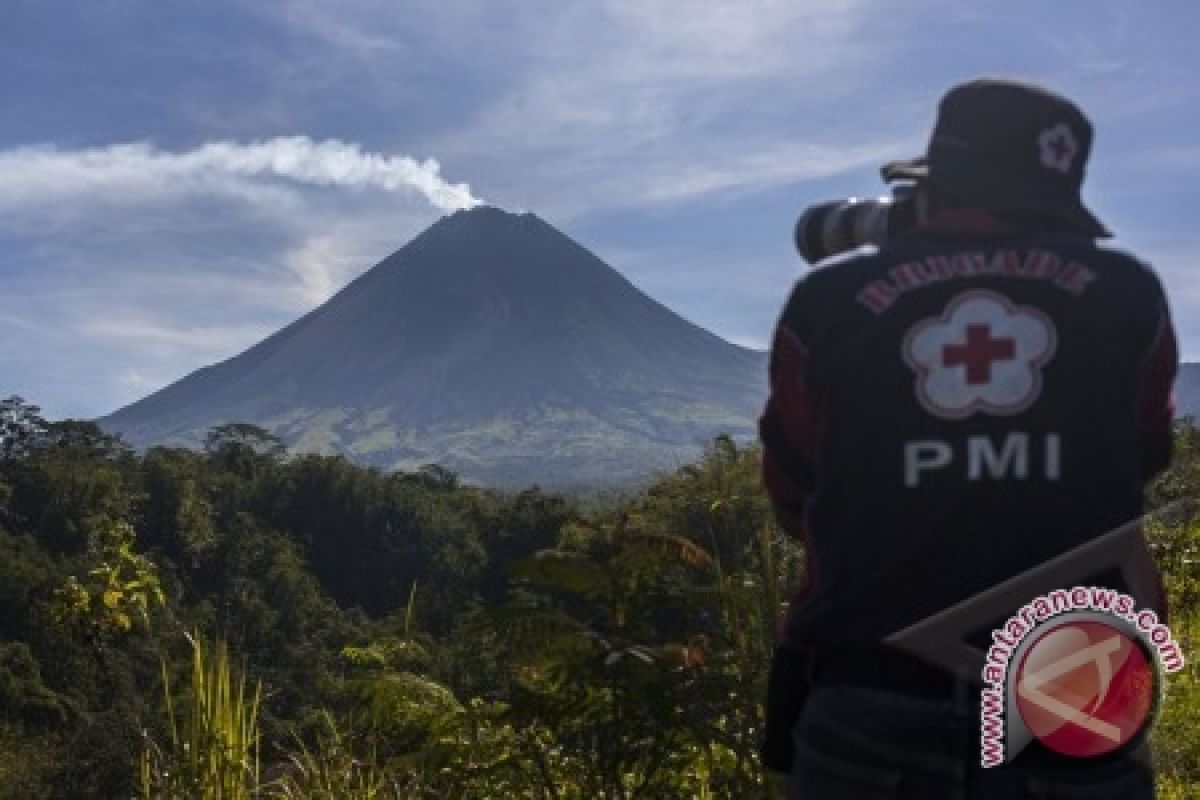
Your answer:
[760,78,1177,799]
[774,228,1172,644]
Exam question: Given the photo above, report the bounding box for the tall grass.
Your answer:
[140,633,262,799]
[267,712,398,800]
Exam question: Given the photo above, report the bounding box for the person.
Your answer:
[758,77,1178,799]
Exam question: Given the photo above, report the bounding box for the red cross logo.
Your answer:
[1038,123,1078,174]
[942,324,1016,385]
[904,291,1057,419]
[1047,134,1072,164]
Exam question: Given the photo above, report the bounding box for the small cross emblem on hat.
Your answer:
[1038,123,1078,174]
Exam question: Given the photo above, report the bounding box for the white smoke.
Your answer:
[0,136,482,213]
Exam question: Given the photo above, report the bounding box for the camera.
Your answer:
[794,184,920,266]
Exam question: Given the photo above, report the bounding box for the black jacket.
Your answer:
[759,218,1177,646]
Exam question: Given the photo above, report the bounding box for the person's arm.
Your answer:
[1138,298,1178,481]
[758,287,824,783]
[762,643,811,787]
[759,319,823,539]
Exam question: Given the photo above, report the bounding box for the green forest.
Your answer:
[0,395,1196,798]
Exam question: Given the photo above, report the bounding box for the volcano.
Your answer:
[100,206,768,487]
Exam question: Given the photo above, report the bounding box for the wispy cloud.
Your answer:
[383,0,898,215]
[631,140,918,205]
[116,367,167,395]
[77,315,277,362]
[280,221,410,307]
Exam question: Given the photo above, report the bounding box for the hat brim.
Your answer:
[1024,193,1112,239]
[879,156,1111,238]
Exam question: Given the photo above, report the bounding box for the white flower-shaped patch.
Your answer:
[1038,123,1079,174]
[903,291,1057,419]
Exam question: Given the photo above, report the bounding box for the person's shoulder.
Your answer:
[776,247,887,337]
[1059,236,1168,296]
[798,244,886,293]
[1087,240,1161,276]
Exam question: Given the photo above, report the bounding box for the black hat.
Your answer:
[882,78,1111,237]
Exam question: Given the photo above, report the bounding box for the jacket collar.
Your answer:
[915,208,1020,236]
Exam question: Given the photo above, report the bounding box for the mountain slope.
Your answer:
[101,207,768,487]
[1176,363,1200,421]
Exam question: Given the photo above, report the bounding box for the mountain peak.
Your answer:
[400,204,601,287]
[100,208,767,487]
[428,204,558,246]
[449,203,524,219]
[442,203,538,228]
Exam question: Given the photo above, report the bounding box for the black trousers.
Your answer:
[787,685,1153,799]
[762,645,1154,799]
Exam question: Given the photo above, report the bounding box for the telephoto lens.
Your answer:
[794,197,892,266]
[793,186,918,266]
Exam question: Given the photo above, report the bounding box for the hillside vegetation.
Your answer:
[0,395,1196,798]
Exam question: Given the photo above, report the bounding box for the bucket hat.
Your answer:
[882,78,1110,237]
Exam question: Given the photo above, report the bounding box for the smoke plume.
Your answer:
[0,136,482,212]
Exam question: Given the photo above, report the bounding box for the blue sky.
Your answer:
[2,1,1197,419]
